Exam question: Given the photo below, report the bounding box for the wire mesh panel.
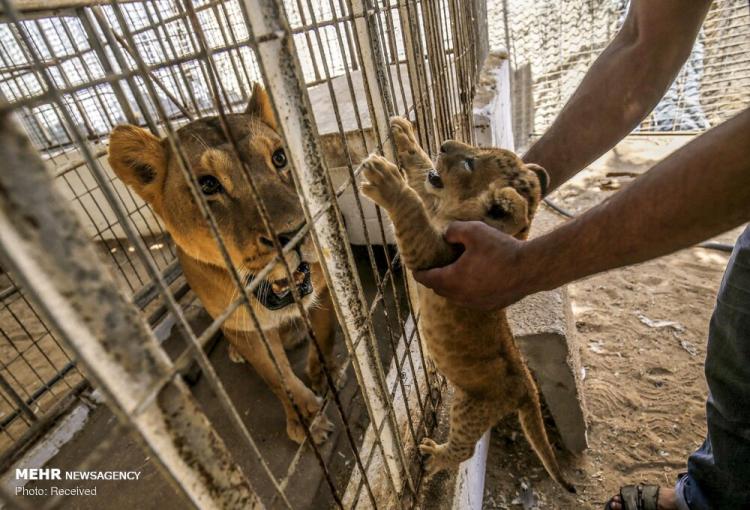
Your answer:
[491,0,750,143]
[0,0,487,508]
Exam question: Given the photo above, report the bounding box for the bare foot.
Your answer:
[608,487,678,510]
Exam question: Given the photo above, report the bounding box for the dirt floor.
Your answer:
[483,135,746,509]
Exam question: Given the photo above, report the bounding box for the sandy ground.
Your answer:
[483,135,746,509]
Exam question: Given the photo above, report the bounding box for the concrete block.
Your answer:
[508,288,588,453]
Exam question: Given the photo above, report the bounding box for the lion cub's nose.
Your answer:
[427,170,444,189]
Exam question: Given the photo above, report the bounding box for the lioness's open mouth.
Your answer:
[247,262,313,310]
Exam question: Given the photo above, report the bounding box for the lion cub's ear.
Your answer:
[108,125,167,211]
[525,163,549,196]
[245,82,277,130]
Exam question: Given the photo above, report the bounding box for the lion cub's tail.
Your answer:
[518,398,577,493]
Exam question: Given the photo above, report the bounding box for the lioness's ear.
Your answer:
[245,82,277,129]
[108,125,167,210]
[525,163,549,196]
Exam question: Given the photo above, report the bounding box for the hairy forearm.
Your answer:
[525,108,750,292]
[523,0,711,193]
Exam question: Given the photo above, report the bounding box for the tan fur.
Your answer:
[108,84,341,445]
[360,117,574,491]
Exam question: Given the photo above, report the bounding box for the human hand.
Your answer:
[413,221,538,310]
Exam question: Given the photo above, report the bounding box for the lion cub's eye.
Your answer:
[487,203,508,220]
[272,148,287,169]
[464,158,475,171]
[198,175,223,196]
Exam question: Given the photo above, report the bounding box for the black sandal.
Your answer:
[604,485,659,510]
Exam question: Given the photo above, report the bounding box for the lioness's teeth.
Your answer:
[272,281,289,294]
[293,271,305,285]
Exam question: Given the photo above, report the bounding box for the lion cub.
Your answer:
[360,117,574,491]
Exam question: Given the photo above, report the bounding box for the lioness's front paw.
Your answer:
[310,413,335,445]
[360,154,406,209]
[287,414,334,445]
[227,343,245,364]
[286,392,335,445]
[307,357,347,395]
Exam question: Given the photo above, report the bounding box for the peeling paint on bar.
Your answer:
[241,0,415,503]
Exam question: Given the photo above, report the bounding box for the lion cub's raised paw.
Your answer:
[359,153,407,210]
[389,116,418,154]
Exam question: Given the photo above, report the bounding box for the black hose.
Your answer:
[542,198,735,253]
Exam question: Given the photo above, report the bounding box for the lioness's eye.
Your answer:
[464,158,475,171]
[487,203,508,220]
[198,175,223,196]
[272,148,287,169]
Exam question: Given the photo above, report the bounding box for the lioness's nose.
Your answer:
[259,223,305,249]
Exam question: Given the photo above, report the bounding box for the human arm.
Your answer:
[523,0,712,193]
[414,108,750,309]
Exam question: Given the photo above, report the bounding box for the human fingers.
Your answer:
[412,265,452,295]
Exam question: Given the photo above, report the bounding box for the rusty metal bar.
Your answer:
[242,0,419,503]
[177,1,349,504]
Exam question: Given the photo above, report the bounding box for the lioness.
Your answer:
[108,85,339,444]
[361,117,574,491]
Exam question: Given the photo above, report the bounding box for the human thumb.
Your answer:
[443,220,488,247]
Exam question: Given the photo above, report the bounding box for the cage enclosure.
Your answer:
[0,0,489,508]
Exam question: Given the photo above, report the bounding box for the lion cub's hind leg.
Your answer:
[419,389,506,476]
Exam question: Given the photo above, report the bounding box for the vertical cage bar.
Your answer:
[241,0,417,501]
[349,0,395,156]
[397,0,434,150]
[77,6,138,125]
